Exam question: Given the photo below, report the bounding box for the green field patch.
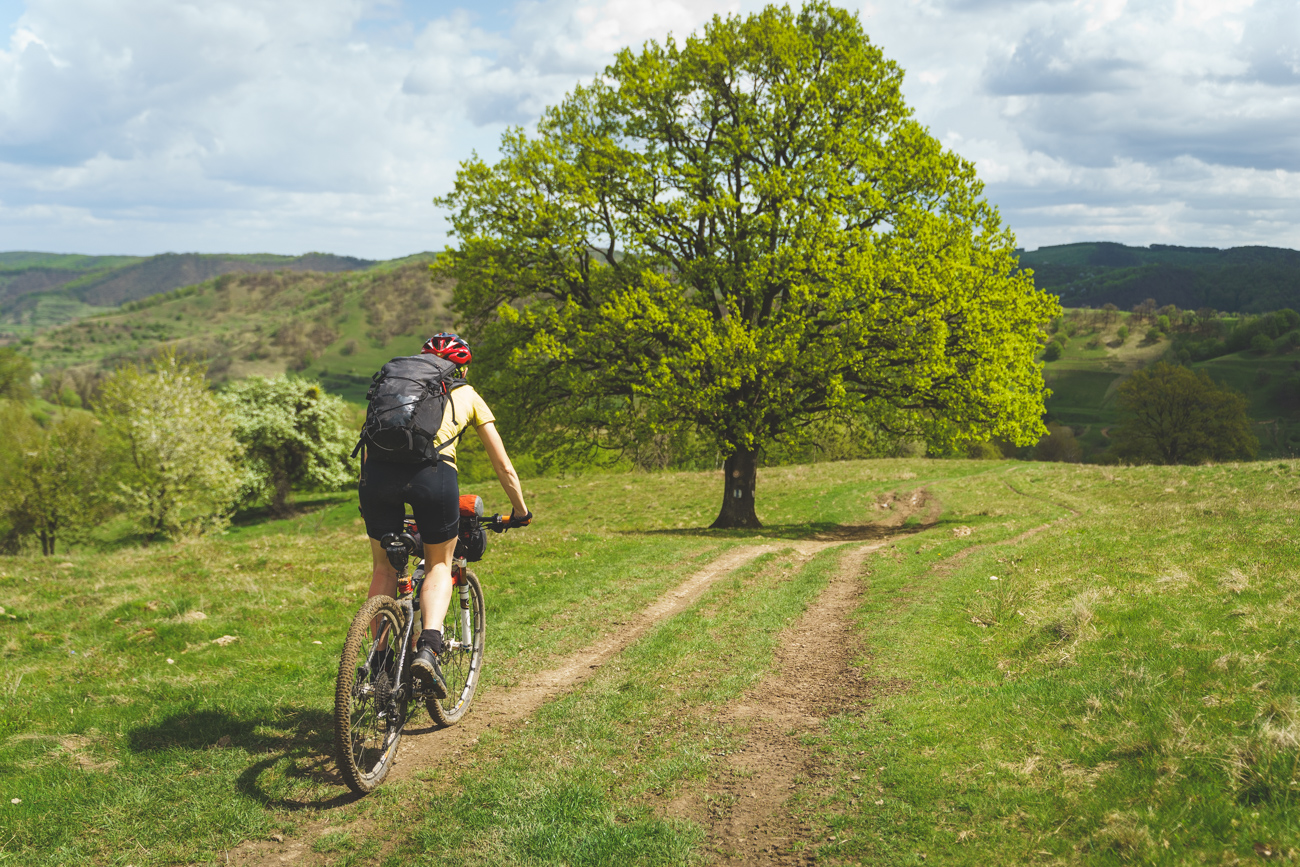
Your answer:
[1044,369,1122,416]
[797,461,1300,865]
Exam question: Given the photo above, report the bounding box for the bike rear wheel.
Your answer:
[335,595,408,794]
[428,569,485,726]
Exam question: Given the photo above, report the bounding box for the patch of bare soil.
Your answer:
[689,544,881,865]
[811,488,938,542]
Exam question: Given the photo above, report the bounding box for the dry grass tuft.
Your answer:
[1257,698,1300,751]
[1219,568,1250,595]
[1091,812,1153,860]
[1043,590,1103,644]
[1155,568,1193,591]
[1224,699,1300,805]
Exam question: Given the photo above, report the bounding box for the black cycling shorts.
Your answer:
[358,459,460,545]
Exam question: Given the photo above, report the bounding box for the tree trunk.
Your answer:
[710,448,761,529]
[271,470,293,517]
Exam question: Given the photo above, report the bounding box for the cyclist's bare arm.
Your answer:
[475,422,529,519]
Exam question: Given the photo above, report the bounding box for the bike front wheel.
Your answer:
[334,595,407,794]
[428,569,485,726]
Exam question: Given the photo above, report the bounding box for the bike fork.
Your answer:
[458,583,473,648]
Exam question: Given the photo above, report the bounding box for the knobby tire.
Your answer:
[334,595,407,794]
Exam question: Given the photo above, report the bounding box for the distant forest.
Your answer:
[1020,242,1300,313]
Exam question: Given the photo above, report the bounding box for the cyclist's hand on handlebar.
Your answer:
[508,510,533,528]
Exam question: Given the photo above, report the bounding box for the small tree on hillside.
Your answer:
[0,349,33,401]
[218,376,355,515]
[0,411,113,555]
[1109,363,1256,465]
[99,351,243,539]
[0,402,39,552]
[1034,423,1082,463]
[436,2,1058,527]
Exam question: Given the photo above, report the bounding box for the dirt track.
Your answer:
[671,543,882,865]
[232,539,870,866]
[231,492,938,866]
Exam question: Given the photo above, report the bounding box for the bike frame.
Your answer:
[369,549,477,706]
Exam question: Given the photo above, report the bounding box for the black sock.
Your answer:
[419,629,444,654]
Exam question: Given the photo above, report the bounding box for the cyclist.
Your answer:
[358,332,531,697]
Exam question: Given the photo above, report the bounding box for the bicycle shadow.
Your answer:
[127,706,361,811]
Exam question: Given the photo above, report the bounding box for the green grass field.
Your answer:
[3,457,1299,865]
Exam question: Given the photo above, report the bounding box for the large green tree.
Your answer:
[218,376,355,516]
[1110,363,1256,465]
[436,2,1058,527]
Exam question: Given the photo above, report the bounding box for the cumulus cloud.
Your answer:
[0,0,1297,256]
[0,0,750,255]
[858,0,1300,249]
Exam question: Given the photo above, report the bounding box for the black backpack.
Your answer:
[353,355,467,464]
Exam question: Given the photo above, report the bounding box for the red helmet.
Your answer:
[421,332,472,365]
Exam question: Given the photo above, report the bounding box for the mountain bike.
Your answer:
[333,496,514,794]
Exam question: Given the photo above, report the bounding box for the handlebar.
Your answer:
[479,511,532,534]
[395,508,531,542]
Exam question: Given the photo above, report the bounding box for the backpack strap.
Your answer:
[428,382,471,464]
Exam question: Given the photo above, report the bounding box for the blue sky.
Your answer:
[1,0,1298,259]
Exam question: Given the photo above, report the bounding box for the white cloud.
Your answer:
[857,0,1300,249]
[0,0,757,256]
[0,0,1297,256]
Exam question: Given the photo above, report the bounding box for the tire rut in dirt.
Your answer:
[231,544,788,867]
[689,545,881,865]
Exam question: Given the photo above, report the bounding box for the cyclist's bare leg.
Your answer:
[419,537,457,640]
[366,539,399,647]
[366,538,399,600]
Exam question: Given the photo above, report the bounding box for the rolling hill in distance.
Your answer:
[0,251,375,335]
[14,253,449,404]
[4,241,1299,457]
[1019,242,1300,313]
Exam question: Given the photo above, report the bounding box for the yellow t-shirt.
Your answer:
[434,385,494,470]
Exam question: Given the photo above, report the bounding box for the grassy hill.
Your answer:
[11,244,1300,458]
[0,251,376,337]
[18,255,450,404]
[1021,242,1300,313]
[1,457,1297,865]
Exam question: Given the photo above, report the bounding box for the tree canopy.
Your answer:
[1110,363,1256,465]
[218,376,355,516]
[98,351,243,539]
[0,348,33,401]
[0,409,111,555]
[436,2,1058,526]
